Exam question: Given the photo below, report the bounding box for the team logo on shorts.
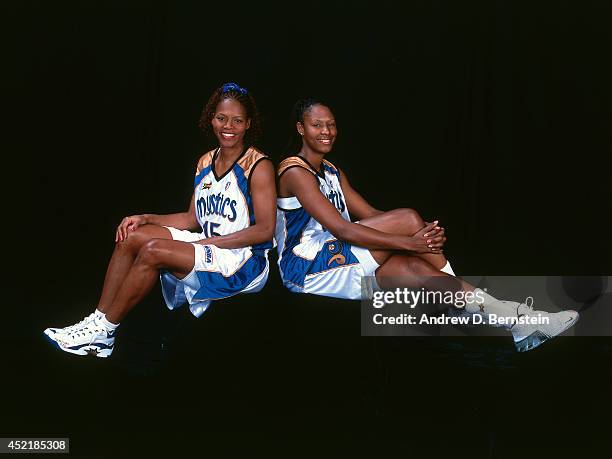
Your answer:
[327,241,346,266]
[225,181,231,191]
[203,245,213,263]
[201,181,212,190]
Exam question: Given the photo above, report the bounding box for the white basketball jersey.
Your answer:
[275,156,350,288]
[194,147,272,252]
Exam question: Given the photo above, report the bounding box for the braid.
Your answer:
[198,83,262,149]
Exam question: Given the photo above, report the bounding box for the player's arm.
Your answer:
[115,194,200,242]
[337,167,383,220]
[283,167,441,253]
[195,159,276,249]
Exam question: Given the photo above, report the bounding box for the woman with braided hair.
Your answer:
[275,98,579,352]
[44,82,276,357]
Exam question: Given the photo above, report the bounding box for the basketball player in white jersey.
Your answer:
[44,82,276,357]
[275,98,578,352]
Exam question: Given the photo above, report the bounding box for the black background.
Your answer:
[2,0,612,457]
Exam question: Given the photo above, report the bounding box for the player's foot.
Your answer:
[44,318,115,358]
[43,312,98,338]
[510,299,579,352]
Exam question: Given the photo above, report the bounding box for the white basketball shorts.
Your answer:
[159,226,269,317]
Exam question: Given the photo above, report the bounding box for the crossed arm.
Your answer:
[280,166,443,254]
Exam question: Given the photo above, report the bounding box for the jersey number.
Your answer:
[201,221,221,238]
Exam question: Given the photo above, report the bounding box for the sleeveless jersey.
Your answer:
[194,146,273,252]
[275,156,353,288]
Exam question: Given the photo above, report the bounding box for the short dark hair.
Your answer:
[284,97,333,156]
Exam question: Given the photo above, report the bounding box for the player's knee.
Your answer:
[117,225,152,253]
[136,239,166,266]
[394,208,424,230]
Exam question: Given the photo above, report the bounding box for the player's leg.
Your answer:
[43,224,175,339]
[374,254,579,352]
[98,224,173,312]
[104,239,195,323]
[374,253,469,290]
[46,239,196,357]
[358,208,448,270]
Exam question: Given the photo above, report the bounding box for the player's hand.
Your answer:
[116,215,148,242]
[424,221,446,243]
[406,220,446,253]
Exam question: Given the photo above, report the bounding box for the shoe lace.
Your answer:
[519,296,534,314]
[64,320,104,340]
[56,312,97,334]
[70,312,97,330]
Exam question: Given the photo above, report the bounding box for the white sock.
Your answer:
[440,261,455,276]
[94,309,105,319]
[100,315,119,330]
[464,288,519,329]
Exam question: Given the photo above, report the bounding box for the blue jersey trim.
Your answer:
[233,161,274,251]
[193,253,267,300]
[306,240,359,276]
[194,165,213,189]
[280,238,359,289]
[322,162,339,179]
[280,254,311,288]
[279,204,359,288]
[279,207,312,287]
[252,241,274,250]
[233,163,250,213]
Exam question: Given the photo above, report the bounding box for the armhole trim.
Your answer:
[246,156,272,194]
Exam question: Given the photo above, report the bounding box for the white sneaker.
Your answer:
[44,312,99,338]
[510,298,579,352]
[44,318,115,358]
